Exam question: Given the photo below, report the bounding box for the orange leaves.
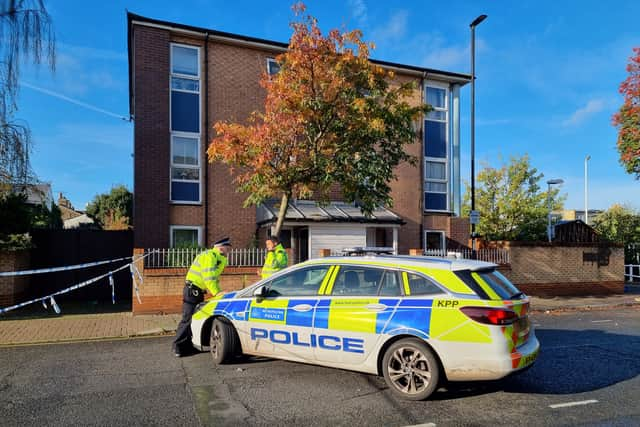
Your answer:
[613,46,640,178]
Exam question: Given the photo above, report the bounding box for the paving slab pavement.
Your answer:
[1,289,638,346]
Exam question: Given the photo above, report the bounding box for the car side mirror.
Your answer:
[253,285,268,298]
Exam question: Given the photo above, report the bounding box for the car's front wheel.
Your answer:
[381,338,440,400]
[210,318,240,364]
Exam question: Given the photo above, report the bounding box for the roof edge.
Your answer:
[126,12,471,92]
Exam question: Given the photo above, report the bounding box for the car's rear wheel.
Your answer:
[381,338,440,400]
[210,318,240,364]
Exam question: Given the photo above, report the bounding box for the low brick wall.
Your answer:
[132,249,262,314]
[497,243,624,296]
[0,250,30,306]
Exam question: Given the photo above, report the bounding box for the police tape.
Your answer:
[0,256,136,277]
[0,251,154,315]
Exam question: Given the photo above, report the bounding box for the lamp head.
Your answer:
[470,15,488,28]
[547,179,564,185]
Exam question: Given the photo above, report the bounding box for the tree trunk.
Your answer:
[273,193,290,238]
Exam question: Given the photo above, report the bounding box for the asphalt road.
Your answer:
[1,307,638,426]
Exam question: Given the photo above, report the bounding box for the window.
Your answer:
[170,44,201,203]
[472,269,522,300]
[424,230,445,251]
[266,266,331,297]
[424,84,449,211]
[170,226,202,248]
[266,58,281,76]
[331,266,394,296]
[378,270,403,296]
[405,272,443,296]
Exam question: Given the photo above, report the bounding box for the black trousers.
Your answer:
[173,283,205,354]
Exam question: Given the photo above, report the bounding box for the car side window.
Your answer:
[331,266,383,296]
[406,272,443,295]
[378,271,402,296]
[267,266,330,297]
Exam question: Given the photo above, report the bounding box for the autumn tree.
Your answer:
[86,185,133,230]
[208,3,428,237]
[462,155,565,241]
[613,47,640,179]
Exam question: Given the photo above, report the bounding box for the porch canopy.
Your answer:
[257,200,404,258]
[257,200,404,226]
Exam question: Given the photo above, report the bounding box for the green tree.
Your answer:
[0,190,61,249]
[86,185,133,230]
[591,204,640,244]
[613,47,640,179]
[0,0,56,185]
[208,3,428,237]
[462,155,565,241]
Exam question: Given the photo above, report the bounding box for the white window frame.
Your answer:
[170,43,202,204]
[424,81,450,213]
[424,230,446,251]
[170,225,203,247]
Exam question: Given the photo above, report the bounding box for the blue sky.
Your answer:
[17,0,640,211]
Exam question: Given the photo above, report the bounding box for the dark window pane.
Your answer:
[171,91,199,133]
[172,181,199,202]
[172,46,198,76]
[173,229,198,247]
[407,273,443,295]
[425,192,447,210]
[267,60,281,75]
[426,87,446,109]
[425,120,446,158]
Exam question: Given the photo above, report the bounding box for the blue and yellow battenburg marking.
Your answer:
[194,292,493,346]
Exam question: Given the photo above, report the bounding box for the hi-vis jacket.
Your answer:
[261,243,288,279]
[186,248,227,295]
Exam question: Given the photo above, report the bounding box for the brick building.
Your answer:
[127,13,471,260]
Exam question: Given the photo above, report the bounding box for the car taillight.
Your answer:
[460,307,518,325]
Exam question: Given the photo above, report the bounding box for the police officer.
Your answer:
[258,235,288,279]
[173,237,231,357]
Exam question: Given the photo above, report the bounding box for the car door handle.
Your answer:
[365,303,387,312]
[292,304,313,312]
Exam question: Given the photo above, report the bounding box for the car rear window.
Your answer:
[473,269,522,300]
[454,269,522,300]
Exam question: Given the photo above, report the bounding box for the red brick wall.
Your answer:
[0,250,30,306]
[499,244,624,296]
[133,26,171,248]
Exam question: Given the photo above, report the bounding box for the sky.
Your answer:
[16,0,640,211]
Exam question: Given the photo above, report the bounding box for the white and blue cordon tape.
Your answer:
[0,251,155,315]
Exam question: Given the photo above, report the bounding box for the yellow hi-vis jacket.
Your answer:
[186,247,227,296]
[261,243,288,279]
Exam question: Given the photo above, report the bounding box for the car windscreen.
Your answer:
[472,269,523,300]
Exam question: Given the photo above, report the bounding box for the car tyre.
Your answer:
[382,338,440,401]
[210,318,240,364]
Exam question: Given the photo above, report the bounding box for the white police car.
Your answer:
[190,254,539,400]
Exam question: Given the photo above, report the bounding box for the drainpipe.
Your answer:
[204,33,209,247]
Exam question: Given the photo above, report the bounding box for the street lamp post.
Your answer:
[547,179,564,242]
[584,155,591,225]
[470,14,487,258]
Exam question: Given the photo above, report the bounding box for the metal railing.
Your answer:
[625,264,640,283]
[424,248,511,265]
[144,248,267,268]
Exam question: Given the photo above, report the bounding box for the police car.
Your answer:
[190,253,539,400]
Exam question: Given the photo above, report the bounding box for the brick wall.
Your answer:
[499,243,624,296]
[0,250,30,306]
[133,25,171,248]
[132,248,261,314]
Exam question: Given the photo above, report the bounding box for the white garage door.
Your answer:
[309,225,367,259]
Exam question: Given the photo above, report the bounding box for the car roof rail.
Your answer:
[341,247,395,256]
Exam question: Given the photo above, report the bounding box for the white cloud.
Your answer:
[562,99,606,127]
[371,10,408,42]
[347,0,368,27]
